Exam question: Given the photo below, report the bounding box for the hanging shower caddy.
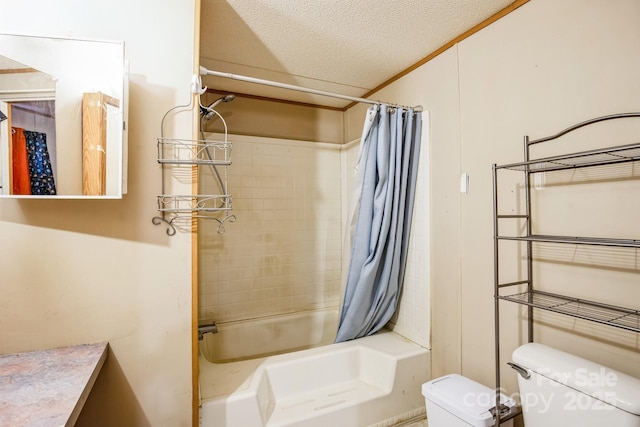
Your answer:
[153,137,234,235]
[152,80,235,236]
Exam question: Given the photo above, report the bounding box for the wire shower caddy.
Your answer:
[153,87,235,236]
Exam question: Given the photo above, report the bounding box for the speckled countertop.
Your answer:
[0,343,108,427]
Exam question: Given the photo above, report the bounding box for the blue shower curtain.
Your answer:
[335,104,422,342]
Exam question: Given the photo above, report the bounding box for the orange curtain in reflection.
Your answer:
[11,127,31,195]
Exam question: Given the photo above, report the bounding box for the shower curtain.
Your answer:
[335,104,422,342]
[11,128,56,195]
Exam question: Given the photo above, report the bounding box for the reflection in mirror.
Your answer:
[82,92,121,195]
[0,56,57,195]
[0,34,127,198]
[8,100,57,195]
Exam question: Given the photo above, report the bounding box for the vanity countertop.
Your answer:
[0,342,108,427]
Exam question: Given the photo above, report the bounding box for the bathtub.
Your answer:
[199,310,430,427]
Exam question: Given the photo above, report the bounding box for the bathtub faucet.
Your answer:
[198,322,218,340]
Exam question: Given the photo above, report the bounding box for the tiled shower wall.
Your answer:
[198,135,343,323]
[199,131,430,349]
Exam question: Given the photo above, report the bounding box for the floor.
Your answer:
[402,419,427,427]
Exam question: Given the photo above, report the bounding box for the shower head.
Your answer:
[201,94,235,121]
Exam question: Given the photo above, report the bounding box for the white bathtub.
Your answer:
[199,310,430,427]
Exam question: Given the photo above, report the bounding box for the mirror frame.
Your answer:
[0,33,128,198]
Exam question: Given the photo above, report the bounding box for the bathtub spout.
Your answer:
[198,322,218,340]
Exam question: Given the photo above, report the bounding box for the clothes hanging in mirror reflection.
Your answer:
[11,127,56,195]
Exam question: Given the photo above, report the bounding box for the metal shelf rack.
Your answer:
[491,112,640,426]
[499,290,640,333]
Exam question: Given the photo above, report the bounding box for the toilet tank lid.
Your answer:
[512,343,640,415]
[422,374,517,427]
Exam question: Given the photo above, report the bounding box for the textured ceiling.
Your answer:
[200,0,515,108]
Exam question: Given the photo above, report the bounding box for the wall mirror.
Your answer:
[0,33,128,198]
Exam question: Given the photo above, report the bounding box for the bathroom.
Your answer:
[0,0,639,426]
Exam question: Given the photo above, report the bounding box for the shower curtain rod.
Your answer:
[199,66,422,111]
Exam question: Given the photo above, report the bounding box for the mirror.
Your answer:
[0,33,128,198]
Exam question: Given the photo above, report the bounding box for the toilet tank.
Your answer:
[511,343,640,427]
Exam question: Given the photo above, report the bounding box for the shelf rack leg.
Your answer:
[492,164,503,426]
[524,135,534,343]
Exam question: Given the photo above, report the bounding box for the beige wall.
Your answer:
[345,0,640,398]
[0,1,197,425]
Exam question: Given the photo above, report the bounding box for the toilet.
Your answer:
[422,374,518,426]
[511,343,640,427]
